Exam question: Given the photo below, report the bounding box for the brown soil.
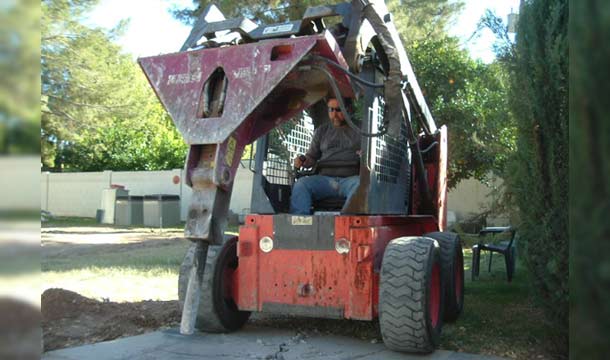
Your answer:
[42,288,180,352]
[41,287,381,352]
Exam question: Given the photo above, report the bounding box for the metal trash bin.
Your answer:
[115,195,144,226]
[143,194,180,227]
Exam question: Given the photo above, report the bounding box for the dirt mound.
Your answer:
[42,288,180,351]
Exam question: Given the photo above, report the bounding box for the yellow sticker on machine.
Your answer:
[225,136,236,167]
[291,216,313,225]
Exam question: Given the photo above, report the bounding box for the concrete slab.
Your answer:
[43,325,504,360]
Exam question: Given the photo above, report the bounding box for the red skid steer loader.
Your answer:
[138,0,464,353]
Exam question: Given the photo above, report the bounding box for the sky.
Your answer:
[86,0,520,63]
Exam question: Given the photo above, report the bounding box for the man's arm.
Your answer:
[294,126,323,168]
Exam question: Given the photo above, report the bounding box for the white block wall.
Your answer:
[40,162,254,221]
[40,162,498,223]
[0,156,41,211]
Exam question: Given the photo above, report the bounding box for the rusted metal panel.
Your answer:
[234,223,259,310]
[235,214,439,320]
[139,34,354,146]
[140,32,358,243]
[346,227,374,320]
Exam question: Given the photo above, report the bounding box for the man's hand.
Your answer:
[294,154,307,169]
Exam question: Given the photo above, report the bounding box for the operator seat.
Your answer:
[296,159,360,213]
[312,196,346,212]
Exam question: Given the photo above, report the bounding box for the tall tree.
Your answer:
[41,0,187,171]
[389,0,463,45]
[570,1,610,357]
[408,37,514,188]
[0,0,40,154]
[503,0,568,353]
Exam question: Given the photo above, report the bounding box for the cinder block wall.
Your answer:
[40,163,499,224]
[40,162,254,221]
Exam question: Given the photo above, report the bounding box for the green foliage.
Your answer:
[60,110,187,172]
[41,0,187,171]
[570,1,610,358]
[388,0,464,45]
[502,0,568,352]
[408,37,515,188]
[175,0,463,40]
[0,0,40,154]
[173,0,324,25]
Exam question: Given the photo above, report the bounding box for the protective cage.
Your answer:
[249,82,412,216]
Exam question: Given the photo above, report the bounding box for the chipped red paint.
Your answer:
[410,126,448,231]
[234,214,438,320]
[139,31,357,204]
[138,32,354,146]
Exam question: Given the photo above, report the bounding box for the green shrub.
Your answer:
[504,0,568,352]
[569,1,610,358]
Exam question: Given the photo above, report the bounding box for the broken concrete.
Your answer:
[43,325,505,360]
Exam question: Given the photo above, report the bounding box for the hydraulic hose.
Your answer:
[300,64,388,138]
[308,55,385,89]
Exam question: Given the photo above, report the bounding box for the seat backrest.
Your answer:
[312,196,346,212]
[478,226,516,248]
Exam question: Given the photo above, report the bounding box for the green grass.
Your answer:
[41,217,239,301]
[42,242,190,273]
[41,220,552,357]
[42,216,240,233]
[43,216,104,227]
[42,216,186,230]
[440,248,554,359]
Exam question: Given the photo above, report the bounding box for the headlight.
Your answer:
[335,238,350,254]
[259,236,274,253]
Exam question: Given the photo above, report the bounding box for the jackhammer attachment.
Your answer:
[139,32,353,239]
[138,31,354,334]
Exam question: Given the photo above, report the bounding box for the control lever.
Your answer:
[295,154,307,169]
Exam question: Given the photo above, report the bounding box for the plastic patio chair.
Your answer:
[471,226,516,282]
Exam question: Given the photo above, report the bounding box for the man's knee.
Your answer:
[345,177,360,195]
[293,177,313,195]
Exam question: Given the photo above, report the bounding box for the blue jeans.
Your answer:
[290,175,360,214]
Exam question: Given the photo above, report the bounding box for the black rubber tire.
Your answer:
[379,237,444,353]
[178,236,251,333]
[424,231,465,322]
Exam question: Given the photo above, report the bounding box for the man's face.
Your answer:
[327,99,345,127]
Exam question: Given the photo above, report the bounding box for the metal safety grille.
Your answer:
[370,97,409,183]
[263,114,314,185]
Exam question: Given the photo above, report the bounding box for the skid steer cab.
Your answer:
[139,0,464,353]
